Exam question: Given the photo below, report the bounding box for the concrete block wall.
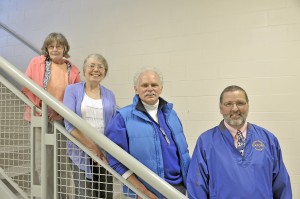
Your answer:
[1,0,299,197]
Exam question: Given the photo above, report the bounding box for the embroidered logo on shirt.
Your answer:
[252,140,265,151]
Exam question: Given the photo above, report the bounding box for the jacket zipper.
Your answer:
[159,127,170,145]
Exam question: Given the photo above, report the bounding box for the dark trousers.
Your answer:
[71,158,113,199]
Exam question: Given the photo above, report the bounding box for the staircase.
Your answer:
[0,82,31,198]
[0,56,188,199]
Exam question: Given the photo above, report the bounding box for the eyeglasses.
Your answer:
[223,101,247,108]
[47,45,63,50]
[87,64,105,71]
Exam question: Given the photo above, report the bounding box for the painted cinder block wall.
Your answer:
[1,0,299,197]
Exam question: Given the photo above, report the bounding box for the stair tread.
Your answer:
[0,145,30,153]
[1,163,31,179]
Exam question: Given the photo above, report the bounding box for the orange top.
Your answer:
[22,55,81,121]
[47,63,68,102]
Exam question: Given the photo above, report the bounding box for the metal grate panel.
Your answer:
[0,82,31,197]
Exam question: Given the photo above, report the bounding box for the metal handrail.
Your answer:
[0,21,41,55]
[0,56,188,199]
[0,60,146,198]
[54,123,149,199]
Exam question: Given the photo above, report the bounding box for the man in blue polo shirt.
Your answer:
[187,85,292,199]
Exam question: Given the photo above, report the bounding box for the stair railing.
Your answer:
[0,21,41,55]
[0,55,188,198]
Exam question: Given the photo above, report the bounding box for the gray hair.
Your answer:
[133,67,163,87]
[82,53,109,75]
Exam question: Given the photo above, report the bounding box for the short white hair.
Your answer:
[133,67,163,87]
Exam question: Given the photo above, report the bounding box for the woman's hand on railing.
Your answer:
[96,151,108,165]
[48,110,63,121]
[48,113,63,121]
[90,147,108,165]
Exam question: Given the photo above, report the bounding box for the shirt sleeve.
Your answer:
[74,73,81,83]
[105,113,130,175]
[122,170,134,179]
[186,136,209,199]
[22,58,37,104]
[272,137,292,199]
[63,85,76,133]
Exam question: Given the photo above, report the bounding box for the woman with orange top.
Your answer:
[22,32,80,121]
[22,32,80,199]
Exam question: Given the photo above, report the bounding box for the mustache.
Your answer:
[145,93,156,96]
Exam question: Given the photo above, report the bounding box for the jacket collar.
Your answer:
[219,120,252,132]
[134,95,168,113]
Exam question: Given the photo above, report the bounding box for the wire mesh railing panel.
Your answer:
[56,128,141,199]
[0,78,152,198]
[56,130,75,199]
[0,82,31,197]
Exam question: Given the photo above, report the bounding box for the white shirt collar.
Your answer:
[142,101,159,122]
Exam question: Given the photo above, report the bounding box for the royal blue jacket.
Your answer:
[106,95,190,198]
[187,121,292,199]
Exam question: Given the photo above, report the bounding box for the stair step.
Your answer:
[1,163,31,179]
[0,172,31,199]
[0,146,30,153]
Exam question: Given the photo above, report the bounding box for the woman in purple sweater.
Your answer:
[64,53,116,199]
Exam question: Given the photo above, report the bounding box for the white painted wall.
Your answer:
[1,0,299,197]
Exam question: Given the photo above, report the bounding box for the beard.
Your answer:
[223,113,247,127]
